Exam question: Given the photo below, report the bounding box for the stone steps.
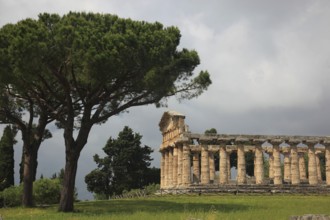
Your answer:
[158,184,330,195]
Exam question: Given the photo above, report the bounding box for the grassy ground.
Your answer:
[1,194,330,220]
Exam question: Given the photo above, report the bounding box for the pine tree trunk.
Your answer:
[22,145,38,207]
[58,151,79,212]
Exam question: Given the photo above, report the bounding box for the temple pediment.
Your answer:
[159,111,185,134]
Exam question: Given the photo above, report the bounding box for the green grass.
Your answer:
[1,195,330,220]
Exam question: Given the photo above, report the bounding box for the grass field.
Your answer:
[1,194,330,220]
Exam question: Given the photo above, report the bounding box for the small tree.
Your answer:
[85,126,156,198]
[0,125,16,191]
[204,128,217,135]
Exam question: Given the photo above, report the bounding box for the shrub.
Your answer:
[2,185,22,207]
[144,183,160,195]
[94,193,109,200]
[33,178,61,205]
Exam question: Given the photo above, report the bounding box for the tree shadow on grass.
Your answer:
[74,198,249,215]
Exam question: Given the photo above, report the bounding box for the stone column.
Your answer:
[290,142,300,185]
[209,151,215,183]
[201,145,210,184]
[160,151,165,188]
[219,145,228,184]
[227,151,231,181]
[177,145,183,186]
[315,153,322,183]
[272,140,282,185]
[298,153,307,181]
[254,143,264,184]
[183,144,191,187]
[192,152,200,184]
[173,147,178,187]
[253,154,256,180]
[164,150,169,188]
[237,141,247,184]
[307,142,318,185]
[268,152,274,179]
[168,148,173,187]
[325,144,330,185]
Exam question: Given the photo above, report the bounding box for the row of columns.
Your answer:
[161,143,330,189]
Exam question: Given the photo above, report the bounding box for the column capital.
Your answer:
[315,150,323,155]
[253,139,266,146]
[287,139,301,146]
[282,146,290,154]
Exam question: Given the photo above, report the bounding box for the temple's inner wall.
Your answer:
[159,111,330,189]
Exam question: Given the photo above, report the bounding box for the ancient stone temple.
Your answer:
[159,111,330,191]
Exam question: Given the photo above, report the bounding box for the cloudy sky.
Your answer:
[1,0,330,200]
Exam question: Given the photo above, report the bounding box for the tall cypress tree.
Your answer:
[0,125,16,191]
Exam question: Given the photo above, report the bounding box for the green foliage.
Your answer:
[144,183,160,195]
[319,153,326,180]
[121,183,160,198]
[86,126,157,198]
[245,151,255,177]
[143,167,160,185]
[0,177,63,207]
[0,125,16,191]
[204,128,217,135]
[51,168,65,183]
[33,178,61,205]
[0,12,211,124]
[1,185,22,207]
[229,151,256,176]
[93,193,109,201]
[230,152,237,169]
[85,169,111,199]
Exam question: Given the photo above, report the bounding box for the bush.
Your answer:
[0,178,62,207]
[144,183,160,195]
[118,183,160,199]
[33,178,61,205]
[2,185,22,207]
[93,193,109,200]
